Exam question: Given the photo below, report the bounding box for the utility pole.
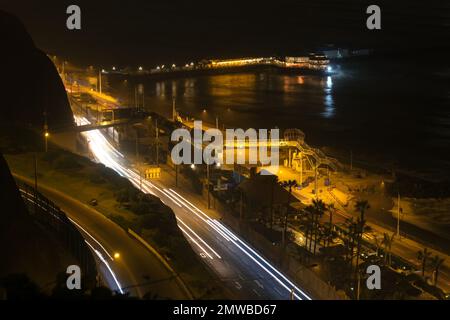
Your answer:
[314,164,318,198]
[207,163,210,209]
[172,96,176,122]
[142,85,145,110]
[356,271,361,300]
[98,69,102,94]
[43,111,49,152]
[300,153,303,185]
[61,61,65,82]
[155,119,159,166]
[33,153,38,215]
[135,86,138,110]
[135,129,139,160]
[397,192,401,237]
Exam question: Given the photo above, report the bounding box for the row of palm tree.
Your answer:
[277,180,376,284]
[417,248,445,285]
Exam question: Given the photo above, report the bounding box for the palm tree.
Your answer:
[269,175,279,229]
[343,217,356,263]
[373,236,382,257]
[417,248,432,277]
[354,200,370,222]
[326,203,336,247]
[303,205,315,252]
[279,180,297,246]
[311,198,327,255]
[382,232,395,266]
[429,255,445,286]
[354,200,370,275]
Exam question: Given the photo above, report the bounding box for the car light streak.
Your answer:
[85,240,124,294]
[75,115,312,300]
[178,226,214,260]
[177,217,222,259]
[68,217,114,261]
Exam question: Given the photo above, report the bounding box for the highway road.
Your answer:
[15,174,189,299]
[76,115,313,300]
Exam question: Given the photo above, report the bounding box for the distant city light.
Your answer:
[191,164,195,169]
[327,66,332,72]
[138,66,143,71]
[172,64,176,68]
[112,66,116,71]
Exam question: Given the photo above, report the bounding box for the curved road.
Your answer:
[77,116,313,300]
[15,174,189,299]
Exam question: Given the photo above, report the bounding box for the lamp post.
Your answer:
[207,163,210,209]
[43,111,49,152]
[397,193,401,237]
[44,131,49,152]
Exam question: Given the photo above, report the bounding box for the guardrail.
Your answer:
[17,181,98,286]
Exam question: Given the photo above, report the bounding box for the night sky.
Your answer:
[2,0,449,67]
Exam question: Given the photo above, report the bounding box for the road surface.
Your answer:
[15,174,189,299]
[76,116,313,300]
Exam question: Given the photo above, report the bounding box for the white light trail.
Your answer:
[85,240,124,294]
[178,226,214,260]
[69,217,114,261]
[75,115,312,300]
[177,217,222,259]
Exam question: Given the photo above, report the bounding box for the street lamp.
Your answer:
[44,132,49,152]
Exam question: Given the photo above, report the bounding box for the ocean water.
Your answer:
[111,54,450,180]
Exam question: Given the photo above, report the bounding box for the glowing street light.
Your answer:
[44,131,49,152]
[138,66,143,71]
[112,66,116,71]
[114,252,120,259]
[191,164,195,170]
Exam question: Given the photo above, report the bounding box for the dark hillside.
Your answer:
[0,10,74,131]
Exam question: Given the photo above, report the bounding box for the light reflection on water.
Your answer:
[112,58,450,176]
